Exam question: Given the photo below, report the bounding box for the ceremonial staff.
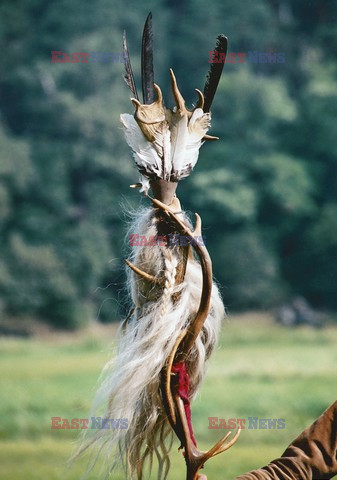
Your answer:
[120,13,238,479]
[79,13,239,480]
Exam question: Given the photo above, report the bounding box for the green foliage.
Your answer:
[285,204,337,308]
[214,229,286,309]
[0,0,337,326]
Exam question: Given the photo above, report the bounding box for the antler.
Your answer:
[149,197,212,357]
[175,395,241,480]
[124,258,163,284]
[149,196,241,480]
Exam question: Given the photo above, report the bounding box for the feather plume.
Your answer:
[139,174,150,193]
[123,30,139,100]
[203,34,228,112]
[169,108,211,180]
[122,58,213,185]
[169,112,189,176]
[120,113,162,177]
[152,121,171,180]
[121,101,211,182]
[141,12,154,104]
[180,109,211,178]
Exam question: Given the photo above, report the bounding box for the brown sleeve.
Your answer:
[236,401,337,480]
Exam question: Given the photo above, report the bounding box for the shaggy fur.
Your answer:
[79,206,225,479]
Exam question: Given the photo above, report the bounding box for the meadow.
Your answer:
[0,312,336,480]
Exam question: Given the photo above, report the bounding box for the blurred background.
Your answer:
[0,0,336,479]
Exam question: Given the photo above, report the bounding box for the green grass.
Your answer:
[0,313,336,479]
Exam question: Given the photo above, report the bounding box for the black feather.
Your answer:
[141,12,154,104]
[203,35,228,112]
[123,30,139,100]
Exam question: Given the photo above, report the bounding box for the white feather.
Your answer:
[121,107,211,182]
[180,110,211,175]
[170,109,211,178]
[120,114,163,177]
[139,175,150,194]
[170,114,189,175]
[153,122,171,180]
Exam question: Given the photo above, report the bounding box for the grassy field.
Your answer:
[0,312,336,480]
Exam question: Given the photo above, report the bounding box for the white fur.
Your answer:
[79,207,225,479]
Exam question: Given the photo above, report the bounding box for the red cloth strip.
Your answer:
[171,361,197,447]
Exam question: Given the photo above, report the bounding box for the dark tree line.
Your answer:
[0,0,336,327]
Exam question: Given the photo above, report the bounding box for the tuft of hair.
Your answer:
[77,207,225,479]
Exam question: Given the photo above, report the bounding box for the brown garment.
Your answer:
[237,401,337,480]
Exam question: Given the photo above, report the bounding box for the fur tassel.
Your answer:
[78,207,225,479]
